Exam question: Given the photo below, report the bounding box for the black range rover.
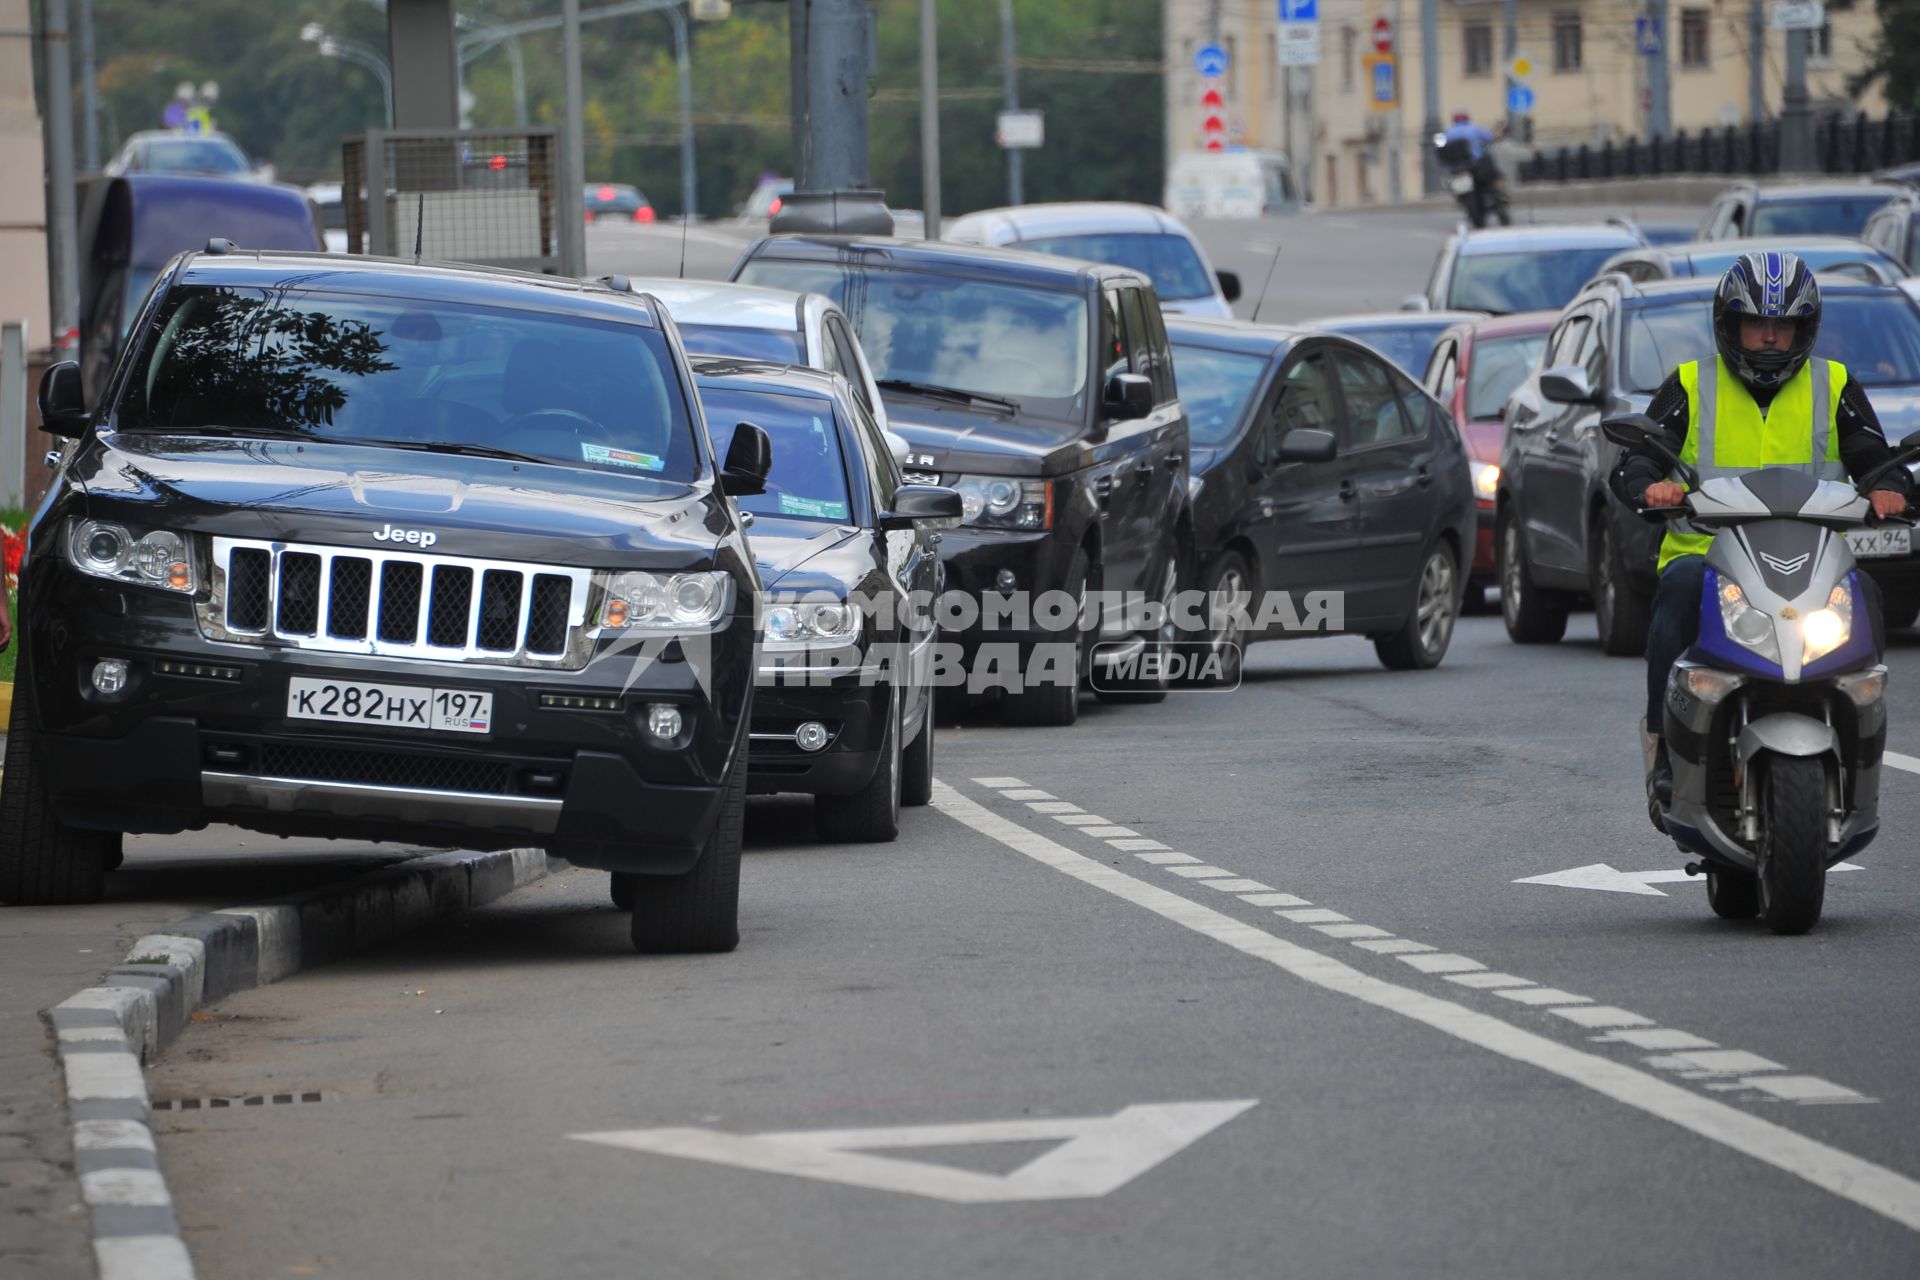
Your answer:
[0,248,772,954]
[732,236,1190,726]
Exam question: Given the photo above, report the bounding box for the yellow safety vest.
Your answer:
[1656,355,1849,570]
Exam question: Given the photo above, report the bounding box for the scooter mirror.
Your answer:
[1853,436,1920,495]
[1599,413,1658,449]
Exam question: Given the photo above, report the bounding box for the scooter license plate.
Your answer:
[1449,173,1476,195]
[1846,527,1912,558]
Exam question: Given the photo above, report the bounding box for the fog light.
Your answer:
[91,658,129,695]
[994,568,1017,593]
[795,720,830,752]
[647,703,683,740]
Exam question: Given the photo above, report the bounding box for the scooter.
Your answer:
[1601,412,1919,935]
[1431,134,1510,229]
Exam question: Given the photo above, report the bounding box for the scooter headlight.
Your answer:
[1800,583,1853,664]
[1718,581,1778,660]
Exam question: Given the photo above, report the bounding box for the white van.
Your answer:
[1164,150,1299,221]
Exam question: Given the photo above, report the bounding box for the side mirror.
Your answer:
[1400,294,1431,313]
[878,483,963,530]
[1216,270,1242,304]
[720,421,771,496]
[1601,412,1700,488]
[1276,427,1337,463]
[1539,366,1601,405]
[37,361,87,437]
[1104,371,1154,421]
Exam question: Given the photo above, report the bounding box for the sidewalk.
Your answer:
[1,797,432,1279]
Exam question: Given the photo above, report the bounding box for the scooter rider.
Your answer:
[1608,251,1911,821]
[1439,112,1509,227]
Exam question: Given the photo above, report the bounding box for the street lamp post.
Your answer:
[303,24,395,127]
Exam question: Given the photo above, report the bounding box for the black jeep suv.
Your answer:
[733,236,1190,726]
[0,247,771,954]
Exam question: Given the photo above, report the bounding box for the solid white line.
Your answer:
[95,1235,196,1280]
[929,782,1920,1234]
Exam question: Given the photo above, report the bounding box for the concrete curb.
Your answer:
[46,846,549,1280]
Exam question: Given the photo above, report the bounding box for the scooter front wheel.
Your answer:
[1756,754,1827,935]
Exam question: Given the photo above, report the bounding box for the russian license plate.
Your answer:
[1449,173,1475,195]
[1846,527,1912,559]
[286,677,493,734]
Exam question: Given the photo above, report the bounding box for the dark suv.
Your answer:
[732,236,1190,726]
[1,247,771,954]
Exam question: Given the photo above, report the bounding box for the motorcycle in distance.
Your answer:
[1599,408,1920,935]
[1431,132,1510,229]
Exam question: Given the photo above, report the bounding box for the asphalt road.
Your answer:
[128,206,1920,1277]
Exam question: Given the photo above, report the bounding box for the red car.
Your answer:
[1420,311,1555,607]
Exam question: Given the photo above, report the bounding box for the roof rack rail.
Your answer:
[594,274,635,294]
[203,238,237,255]
[1605,216,1644,242]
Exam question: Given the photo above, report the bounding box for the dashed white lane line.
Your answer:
[1604,1029,1720,1051]
[1355,939,1436,954]
[932,781,1920,1234]
[1001,789,1055,800]
[1080,826,1138,838]
[1202,879,1274,893]
[1746,1076,1871,1104]
[1027,801,1082,813]
[1552,1006,1656,1030]
[1312,923,1392,939]
[1444,972,1534,990]
[1135,852,1201,866]
[1109,838,1171,851]
[1054,814,1113,826]
[1399,953,1486,975]
[972,777,1028,788]
[1239,893,1311,907]
[1497,987,1592,1006]
[1654,1049,1786,1075]
[1278,908,1349,924]
[1882,750,1920,776]
[1167,865,1236,878]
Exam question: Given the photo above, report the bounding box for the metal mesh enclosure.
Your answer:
[341,129,559,271]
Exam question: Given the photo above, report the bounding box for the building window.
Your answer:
[1553,12,1582,72]
[1343,26,1357,91]
[1268,33,1280,96]
[1680,10,1709,68]
[1812,18,1833,62]
[1463,22,1493,77]
[1224,35,1237,104]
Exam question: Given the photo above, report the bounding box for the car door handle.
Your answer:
[1338,479,1357,502]
[1135,459,1154,475]
[1168,451,1184,469]
[1416,465,1432,488]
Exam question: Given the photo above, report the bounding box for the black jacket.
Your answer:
[1608,364,1912,516]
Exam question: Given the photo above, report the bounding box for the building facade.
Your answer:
[1164,0,1890,207]
[1,0,50,350]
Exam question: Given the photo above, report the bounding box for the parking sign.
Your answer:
[1280,0,1318,20]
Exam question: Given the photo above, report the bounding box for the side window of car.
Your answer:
[1906,217,1920,274]
[1141,297,1178,403]
[1268,350,1343,460]
[1118,287,1156,389]
[827,319,872,413]
[1423,339,1456,400]
[1100,289,1127,383]
[844,397,898,507]
[818,327,846,378]
[1332,350,1412,447]
[1549,314,1590,369]
[1575,308,1608,388]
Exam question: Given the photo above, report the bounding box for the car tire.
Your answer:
[1096,547,1176,704]
[1500,514,1569,644]
[901,686,935,807]
[1376,542,1460,670]
[0,662,115,906]
[1187,552,1251,687]
[1883,590,1920,630]
[815,692,902,842]
[1003,549,1089,728]
[609,872,636,911]
[1592,515,1652,657]
[628,744,745,954]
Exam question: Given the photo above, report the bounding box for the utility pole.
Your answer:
[1779,27,1815,171]
[1000,0,1022,205]
[1647,0,1670,139]
[1502,0,1518,137]
[1388,0,1404,202]
[560,0,586,275]
[41,0,79,356]
[669,5,697,222]
[774,0,891,234]
[919,0,940,234]
[77,0,97,170]
[1748,0,1765,124]
[1420,0,1439,193]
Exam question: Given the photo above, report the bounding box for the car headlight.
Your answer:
[65,519,195,593]
[597,570,731,630]
[1470,461,1499,501]
[1717,580,1779,664]
[1801,582,1853,664]
[952,475,1051,530]
[763,599,863,645]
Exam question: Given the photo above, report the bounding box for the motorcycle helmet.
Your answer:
[1713,250,1820,392]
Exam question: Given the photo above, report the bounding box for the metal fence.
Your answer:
[1517,112,1920,184]
[341,129,561,272]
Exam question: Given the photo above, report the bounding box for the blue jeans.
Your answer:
[1645,553,1885,730]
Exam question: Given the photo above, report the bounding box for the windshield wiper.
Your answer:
[356,438,552,467]
[876,379,1018,417]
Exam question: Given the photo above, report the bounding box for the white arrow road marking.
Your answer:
[570,1101,1257,1204]
[1515,862,1863,895]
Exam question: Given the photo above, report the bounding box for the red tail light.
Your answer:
[596,185,617,201]
[487,154,508,171]
[769,196,783,216]
[635,206,655,223]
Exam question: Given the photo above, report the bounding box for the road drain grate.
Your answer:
[153,1091,330,1110]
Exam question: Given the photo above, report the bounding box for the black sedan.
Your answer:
[693,358,958,843]
[1167,317,1477,677]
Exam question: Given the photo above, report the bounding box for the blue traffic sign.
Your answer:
[1635,15,1663,56]
[1508,83,1536,113]
[1371,58,1396,106]
[1280,0,1318,21]
[1194,43,1229,78]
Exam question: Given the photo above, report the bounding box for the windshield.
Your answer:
[1681,245,1899,281]
[701,387,853,523]
[1169,343,1267,447]
[1016,232,1216,301]
[1623,294,1920,393]
[1321,320,1451,377]
[142,139,249,175]
[1449,247,1625,314]
[677,324,805,364]
[116,284,700,481]
[1465,332,1548,420]
[738,260,1091,417]
[1750,197,1895,237]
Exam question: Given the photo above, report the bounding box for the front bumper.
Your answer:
[1471,501,1496,582]
[26,571,754,873]
[746,670,891,797]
